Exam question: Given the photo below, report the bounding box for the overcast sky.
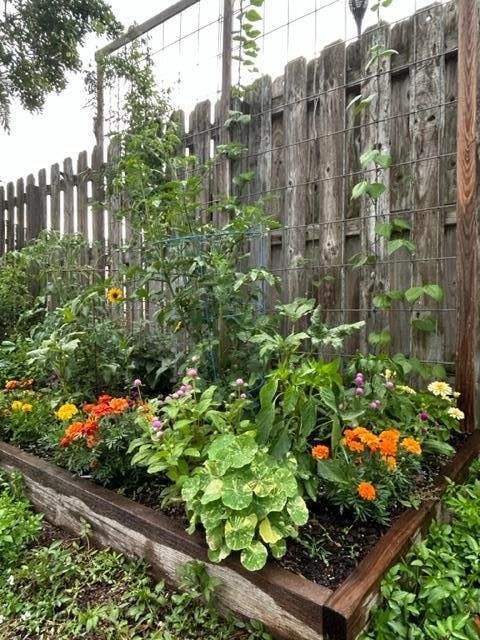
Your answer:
[0,0,444,184]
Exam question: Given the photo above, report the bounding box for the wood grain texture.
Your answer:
[323,431,480,640]
[6,182,15,252]
[15,178,25,249]
[0,441,330,640]
[455,0,478,431]
[283,57,308,306]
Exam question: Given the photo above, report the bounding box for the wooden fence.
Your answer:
[0,2,462,371]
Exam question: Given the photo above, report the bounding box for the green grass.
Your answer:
[0,472,271,640]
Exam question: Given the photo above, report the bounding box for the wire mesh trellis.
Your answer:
[0,0,459,378]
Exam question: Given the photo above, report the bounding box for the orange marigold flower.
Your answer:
[109,397,129,414]
[5,380,18,390]
[379,429,401,457]
[98,395,112,403]
[311,445,330,460]
[401,437,422,455]
[86,435,98,449]
[83,419,99,436]
[352,426,369,438]
[83,403,96,414]
[360,432,380,452]
[357,481,377,501]
[344,439,365,453]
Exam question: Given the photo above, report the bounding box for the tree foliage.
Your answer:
[0,0,121,130]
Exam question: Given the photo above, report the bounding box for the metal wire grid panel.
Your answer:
[99,0,457,370]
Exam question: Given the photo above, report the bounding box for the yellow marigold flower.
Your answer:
[447,407,465,420]
[21,403,33,413]
[107,287,123,304]
[386,456,397,472]
[357,481,377,501]
[384,369,396,381]
[311,445,330,460]
[11,400,23,411]
[427,381,452,398]
[55,403,79,421]
[401,437,422,455]
[397,385,416,395]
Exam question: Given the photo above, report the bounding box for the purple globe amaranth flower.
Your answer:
[385,381,395,389]
[133,379,142,387]
[420,412,430,421]
[355,387,365,397]
[186,368,199,378]
[177,389,185,397]
[156,430,164,438]
[165,395,172,402]
[235,378,246,387]
[355,372,364,382]
[152,419,163,431]
[184,384,193,392]
[370,400,381,409]
[240,393,247,400]
[172,392,179,400]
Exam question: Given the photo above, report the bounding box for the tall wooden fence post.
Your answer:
[455,0,479,432]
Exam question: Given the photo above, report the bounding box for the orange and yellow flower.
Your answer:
[401,437,422,455]
[5,380,18,390]
[385,456,397,472]
[357,481,377,501]
[311,445,330,460]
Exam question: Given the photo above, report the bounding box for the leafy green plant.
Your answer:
[361,462,480,639]
[129,377,253,503]
[0,472,42,569]
[182,432,308,571]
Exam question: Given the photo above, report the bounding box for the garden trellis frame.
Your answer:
[1,0,479,430]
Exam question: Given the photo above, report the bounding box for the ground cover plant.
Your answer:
[0,470,271,639]
[361,460,480,640]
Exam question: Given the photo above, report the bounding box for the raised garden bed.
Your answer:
[1,432,479,640]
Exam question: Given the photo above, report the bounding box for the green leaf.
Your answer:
[351,180,369,200]
[412,316,437,332]
[273,468,298,498]
[366,182,386,199]
[316,460,349,485]
[182,475,201,503]
[256,378,278,445]
[208,546,231,563]
[286,496,309,526]
[269,539,287,559]
[387,239,416,255]
[375,222,393,239]
[368,330,392,347]
[245,9,262,21]
[250,0,264,6]
[208,433,257,470]
[201,479,224,505]
[224,514,258,551]
[392,218,411,231]
[373,293,392,310]
[405,286,425,305]
[259,517,283,544]
[423,284,443,302]
[241,541,268,571]
[221,475,253,510]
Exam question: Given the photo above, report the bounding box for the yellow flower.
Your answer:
[447,407,465,420]
[384,369,396,381]
[427,381,452,398]
[397,385,416,395]
[401,437,422,455]
[21,403,33,413]
[11,401,23,411]
[175,321,183,332]
[55,403,79,421]
[453,391,460,398]
[107,287,123,304]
